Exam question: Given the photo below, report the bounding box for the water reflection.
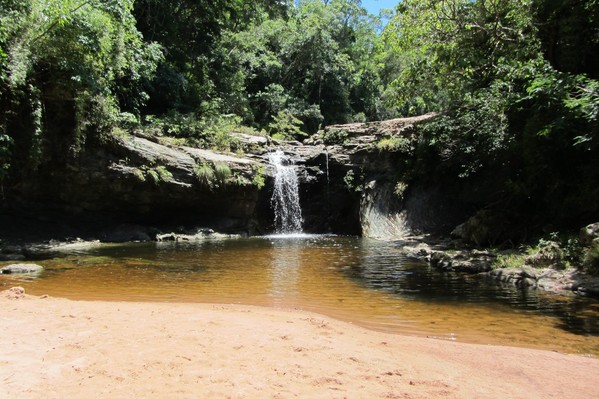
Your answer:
[269,238,301,304]
[346,239,599,338]
[1,236,598,354]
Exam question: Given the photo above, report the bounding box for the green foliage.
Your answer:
[213,163,232,184]
[493,251,527,270]
[583,243,599,276]
[393,181,408,201]
[132,167,145,182]
[0,133,13,183]
[146,112,243,152]
[154,165,172,182]
[193,161,240,189]
[194,163,215,188]
[343,169,364,192]
[322,129,350,145]
[382,0,539,114]
[251,165,266,189]
[376,137,412,153]
[213,0,385,133]
[268,111,305,141]
[138,164,172,185]
[0,0,162,181]
[493,233,584,271]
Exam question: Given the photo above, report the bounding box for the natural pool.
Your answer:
[2,235,598,355]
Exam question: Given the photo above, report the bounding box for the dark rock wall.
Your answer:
[2,113,483,239]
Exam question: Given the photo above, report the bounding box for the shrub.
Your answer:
[583,243,599,276]
[268,111,306,141]
[525,238,565,269]
[147,112,243,152]
[322,129,349,145]
[251,165,266,189]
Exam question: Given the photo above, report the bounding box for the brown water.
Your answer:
[2,236,598,355]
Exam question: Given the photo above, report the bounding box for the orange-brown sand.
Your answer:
[1,288,598,399]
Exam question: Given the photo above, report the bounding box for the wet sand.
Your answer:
[1,288,598,399]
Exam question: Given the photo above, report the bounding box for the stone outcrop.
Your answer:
[429,250,495,273]
[1,112,464,239]
[285,113,441,237]
[156,228,243,242]
[401,238,599,297]
[580,222,599,246]
[5,132,267,236]
[1,263,44,274]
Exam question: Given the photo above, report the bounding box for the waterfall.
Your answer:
[268,151,303,234]
[324,149,330,187]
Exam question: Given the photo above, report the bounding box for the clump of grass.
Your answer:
[194,163,215,187]
[214,162,232,184]
[376,137,410,152]
[132,168,145,182]
[136,164,173,185]
[154,165,172,181]
[493,252,527,269]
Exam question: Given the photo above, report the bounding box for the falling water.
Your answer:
[324,149,330,187]
[268,151,303,233]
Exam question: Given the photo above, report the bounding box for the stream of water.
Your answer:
[2,236,598,355]
[268,151,303,233]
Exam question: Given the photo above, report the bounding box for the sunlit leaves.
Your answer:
[216,0,383,131]
[382,0,539,114]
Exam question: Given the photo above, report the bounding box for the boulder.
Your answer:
[429,249,495,273]
[580,222,599,246]
[450,210,498,246]
[1,263,44,274]
[156,229,241,242]
[488,268,538,288]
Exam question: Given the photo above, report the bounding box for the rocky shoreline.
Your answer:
[399,235,599,298]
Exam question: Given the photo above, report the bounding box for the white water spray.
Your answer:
[268,151,303,234]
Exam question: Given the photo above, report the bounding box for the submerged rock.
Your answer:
[0,254,26,261]
[1,263,44,274]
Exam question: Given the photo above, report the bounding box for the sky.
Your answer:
[361,0,400,15]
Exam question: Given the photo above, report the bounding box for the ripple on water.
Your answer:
[2,236,598,355]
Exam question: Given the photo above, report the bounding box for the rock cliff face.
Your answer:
[2,113,463,239]
[6,133,265,236]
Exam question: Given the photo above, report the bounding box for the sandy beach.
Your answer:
[1,287,598,399]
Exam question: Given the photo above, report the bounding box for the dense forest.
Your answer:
[1,0,598,239]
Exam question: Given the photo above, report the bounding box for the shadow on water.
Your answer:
[342,239,599,338]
